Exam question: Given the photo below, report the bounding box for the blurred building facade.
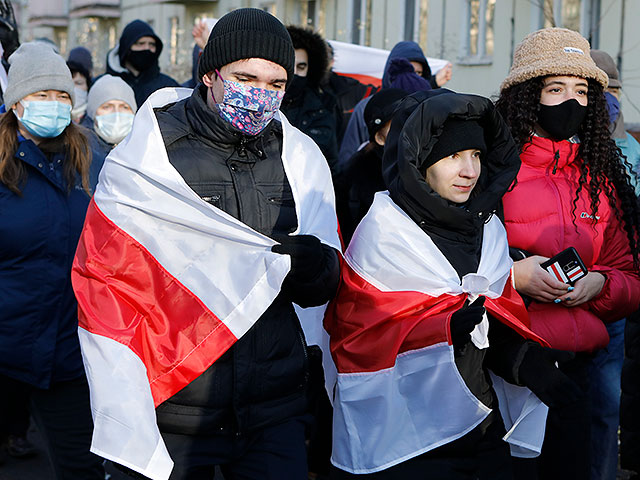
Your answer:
[14,0,640,123]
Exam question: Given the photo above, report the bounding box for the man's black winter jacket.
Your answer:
[152,85,339,435]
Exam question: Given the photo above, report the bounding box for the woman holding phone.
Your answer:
[495,28,640,479]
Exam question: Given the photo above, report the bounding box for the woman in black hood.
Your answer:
[325,91,581,479]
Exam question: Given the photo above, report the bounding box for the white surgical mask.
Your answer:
[94,112,134,145]
[71,87,88,119]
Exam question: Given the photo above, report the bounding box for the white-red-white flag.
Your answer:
[72,88,341,480]
[324,192,549,474]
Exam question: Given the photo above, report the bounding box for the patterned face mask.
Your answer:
[214,70,285,136]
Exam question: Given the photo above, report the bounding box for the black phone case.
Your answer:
[540,247,588,285]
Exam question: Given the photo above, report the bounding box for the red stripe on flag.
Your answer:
[72,199,238,407]
[335,72,382,88]
[325,262,549,374]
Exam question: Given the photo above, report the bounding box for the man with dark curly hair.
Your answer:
[281,25,341,174]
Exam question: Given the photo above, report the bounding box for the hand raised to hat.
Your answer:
[0,0,18,61]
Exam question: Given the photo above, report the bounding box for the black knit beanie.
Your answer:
[421,118,486,174]
[198,8,295,84]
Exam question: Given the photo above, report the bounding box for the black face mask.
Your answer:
[126,49,157,72]
[285,74,307,100]
[537,99,587,141]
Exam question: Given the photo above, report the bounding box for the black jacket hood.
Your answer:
[286,25,330,89]
[118,20,163,65]
[382,90,520,275]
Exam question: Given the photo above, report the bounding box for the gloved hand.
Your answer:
[0,0,19,61]
[450,296,486,348]
[517,343,583,409]
[271,234,325,283]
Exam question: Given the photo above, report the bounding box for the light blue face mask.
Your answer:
[16,100,72,138]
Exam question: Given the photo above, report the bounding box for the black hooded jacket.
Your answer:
[281,26,340,173]
[106,20,179,107]
[382,91,528,456]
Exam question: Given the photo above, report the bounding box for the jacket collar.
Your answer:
[15,136,68,191]
[520,135,580,171]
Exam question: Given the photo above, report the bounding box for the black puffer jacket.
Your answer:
[382,90,527,456]
[153,85,340,435]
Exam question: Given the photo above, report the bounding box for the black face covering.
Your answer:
[537,99,587,140]
[284,74,307,100]
[126,49,157,72]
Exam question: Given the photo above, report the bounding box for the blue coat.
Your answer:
[0,134,103,388]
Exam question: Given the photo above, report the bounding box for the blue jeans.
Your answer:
[589,319,625,480]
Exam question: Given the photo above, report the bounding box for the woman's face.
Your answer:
[13,90,72,116]
[425,149,482,204]
[72,72,88,92]
[540,75,589,106]
[95,100,134,116]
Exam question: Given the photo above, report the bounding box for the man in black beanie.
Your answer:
[129,8,340,480]
[106,19,178,107]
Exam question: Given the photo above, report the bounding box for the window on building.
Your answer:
[261,3,277,15]
[533,0,600,46]
[460,0,496,63]
[169,16,179,66]
[404,0,416,41]
[301,1,317,27]
[417,0,429,50]
[351,0,372,46]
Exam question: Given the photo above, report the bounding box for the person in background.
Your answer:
[320,42,379,142]
[586,48,640,480]
[106,19,178,107]
[337,40,451,174]
[82,74,137,160]
[496,28,640,480]
[67,49,92,124]
[335,87,406,243]
[0,42,105,480]
[281,25,341,174]
[0,0,19,104]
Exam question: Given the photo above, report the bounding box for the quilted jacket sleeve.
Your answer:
[588,204,640,323]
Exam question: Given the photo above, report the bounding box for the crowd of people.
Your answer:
[0,3,638,480]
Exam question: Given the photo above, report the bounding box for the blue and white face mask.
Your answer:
[214,70,284,136]
[16,100,72,138]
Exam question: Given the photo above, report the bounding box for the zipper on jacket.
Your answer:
[237,137,248,157]
[552,150,560,175]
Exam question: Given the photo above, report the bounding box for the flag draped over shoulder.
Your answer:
[324,192,549,474]
[71,88,341,480]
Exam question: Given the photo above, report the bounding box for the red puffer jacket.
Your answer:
[502,135,640,352]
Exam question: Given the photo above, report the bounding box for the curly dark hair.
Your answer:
[495,77,640,266]
[286,25,331,88]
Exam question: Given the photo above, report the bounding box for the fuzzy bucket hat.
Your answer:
[501,27,608,91]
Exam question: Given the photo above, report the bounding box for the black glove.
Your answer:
[517,344,583,409]
[0,0,18,61]
[271,234,325,283]
[450,296,486,349]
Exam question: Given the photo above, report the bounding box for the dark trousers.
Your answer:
[537,353,592,480]
[162,415,309,480]
[0,374,31,439]
[30,375,105,480]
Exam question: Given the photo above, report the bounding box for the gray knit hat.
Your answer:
[590,49,621,88]
[86,75,137,120]
[501,28,608,92]
[4,42,75,109]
